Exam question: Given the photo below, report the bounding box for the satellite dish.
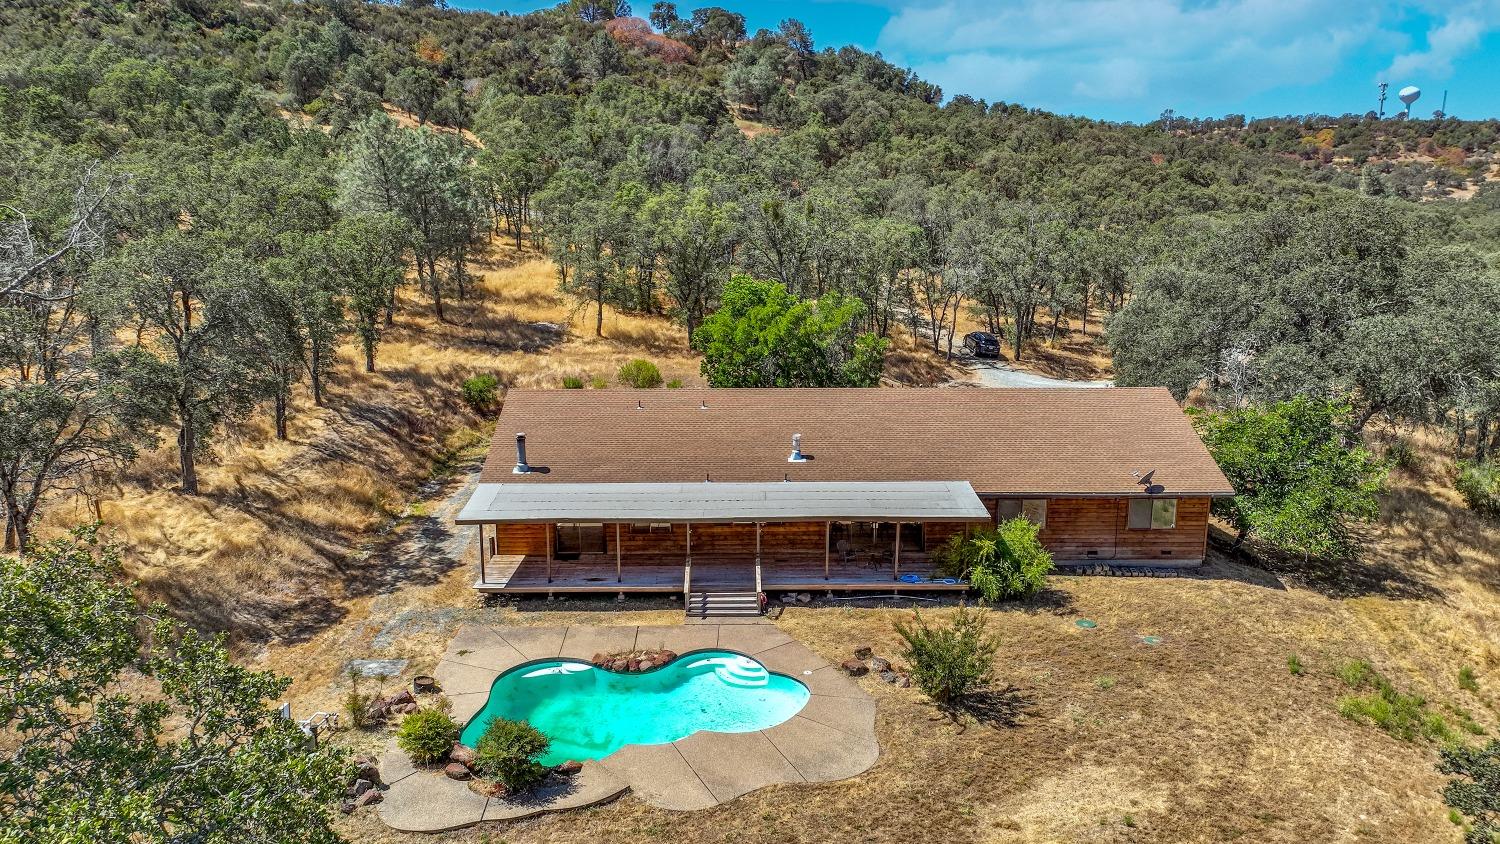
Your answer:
[1398,86,1421,106]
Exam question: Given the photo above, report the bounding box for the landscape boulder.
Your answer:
[595,649,679,673]
[444,762,471,781]
[840,659,868,676]
[347,779,373,799]
[869,656,891,673]
[796,592,812,604]
[853,644,873,660]
[352,755,381,785]
[450,743,476,768]
[354,789,383,808]
[555,760,583,776]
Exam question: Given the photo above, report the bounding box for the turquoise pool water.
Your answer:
[458,650,809,765]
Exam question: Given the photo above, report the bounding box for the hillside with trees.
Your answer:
[5,3,1500,840]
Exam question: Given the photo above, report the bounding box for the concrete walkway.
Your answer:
[378,623,878,830]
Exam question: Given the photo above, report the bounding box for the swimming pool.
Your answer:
[458,650,810,766]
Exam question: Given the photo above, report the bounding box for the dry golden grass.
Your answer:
[33,240,700,638]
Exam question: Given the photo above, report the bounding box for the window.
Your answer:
[554,523,606,556]
[996,499,1047,528]
[1128,498,1177,530]
[629,523,672,534]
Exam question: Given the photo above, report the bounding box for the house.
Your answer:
[457,388,1234,609]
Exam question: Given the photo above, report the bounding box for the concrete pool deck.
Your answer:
[377,622,879,831]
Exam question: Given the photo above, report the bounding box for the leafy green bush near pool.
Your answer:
[475,718,551,792]
[894,605,1001,704]
[934,519,1052,602]
[396,708,460,764]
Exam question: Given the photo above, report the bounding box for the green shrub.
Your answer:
[343,671,374,731]
[666,378,684,388]
[562,376,585,389]
[1287,654,1304,676]
[1384,438,1418,471]
[617,359,663,388]
[935,519,1052,602]
[589,375,608,389]
[396,708,459,764]
[893,605,1000,704]
[1438,740,1500,843]
[1456,462,1500,517]
[461,373,501,413]
[474,718,550,792]
[1460,665,1480,693]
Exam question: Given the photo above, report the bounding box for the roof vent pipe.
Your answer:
[512,433,530,474]
[788,433,808,463]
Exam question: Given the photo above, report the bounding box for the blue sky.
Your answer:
[453,1,1500,123]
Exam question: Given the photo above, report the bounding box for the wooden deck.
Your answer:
[474,556,968,593]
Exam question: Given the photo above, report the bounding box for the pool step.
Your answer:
[686,591,763,619]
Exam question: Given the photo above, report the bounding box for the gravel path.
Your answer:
[958,359,1113,388]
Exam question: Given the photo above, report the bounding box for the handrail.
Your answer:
[683,556,692,600]
[755,557,763,595]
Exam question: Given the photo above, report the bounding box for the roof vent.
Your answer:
[636,400,644,410]
[512,433,530,474]
[699,400,708,410]
[788,433,808,463]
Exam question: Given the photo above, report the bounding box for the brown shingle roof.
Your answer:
[479,388,1234,497]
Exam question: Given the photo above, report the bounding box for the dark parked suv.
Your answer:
[961,331,1003,359]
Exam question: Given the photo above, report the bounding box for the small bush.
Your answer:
[1460,665,1480,693]
[589,375,608,389]
[666,378,684,388]
[894,605,1000,704]
[935,519,1052,602]
[1456,462,1500,517]
[344,671,374,731]
[1438,740,1500,843]
[1287,654,1304,676]
[396,708,460,764]
[1095,675,1116,690]
[461,373,501,413]
[562,376,585,389]
[1384,438,1418,471]
[617,359,663,388]
[474,718,550,792]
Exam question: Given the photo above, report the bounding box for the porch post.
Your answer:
[824,521,831,580]
[893,522,902,581]
[478,524,487,585]
[755,522,763,594]
[615,523,622,583]
[546,523,553,584]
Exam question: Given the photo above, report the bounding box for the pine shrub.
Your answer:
[617,359,663,388]
[474,718,550,792]
[395,708,459,764]
[893,605,1000,704]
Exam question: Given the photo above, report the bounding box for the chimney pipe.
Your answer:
[513,433,530,474]
[788,433,808,463]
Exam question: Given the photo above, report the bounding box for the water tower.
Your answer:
[1398,85,1421,118]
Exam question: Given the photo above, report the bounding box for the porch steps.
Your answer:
[686,591,763,619]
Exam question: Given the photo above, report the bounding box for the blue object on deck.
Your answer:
[899,574,922,583]
[933,577,959,585]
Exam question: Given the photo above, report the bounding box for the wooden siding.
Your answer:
[1025,496,1210,562]
[482,497,1211,569]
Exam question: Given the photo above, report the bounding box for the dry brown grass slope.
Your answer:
[36,242,701,640]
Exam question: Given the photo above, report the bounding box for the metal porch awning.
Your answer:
[456,480,991,524]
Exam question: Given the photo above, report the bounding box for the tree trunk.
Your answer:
[2,511,16,552]
[311,345,324,406]
[177,416,198,495]
[364,340,376,373]
[1478,415,1491,463]
[594,285,604,337]
[431,256,445,322]
[274,391,288,441]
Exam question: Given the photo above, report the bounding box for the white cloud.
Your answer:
[1382,4,1500,80]
[874,0,1498,117]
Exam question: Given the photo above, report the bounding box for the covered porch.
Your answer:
[458,481,990,596]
